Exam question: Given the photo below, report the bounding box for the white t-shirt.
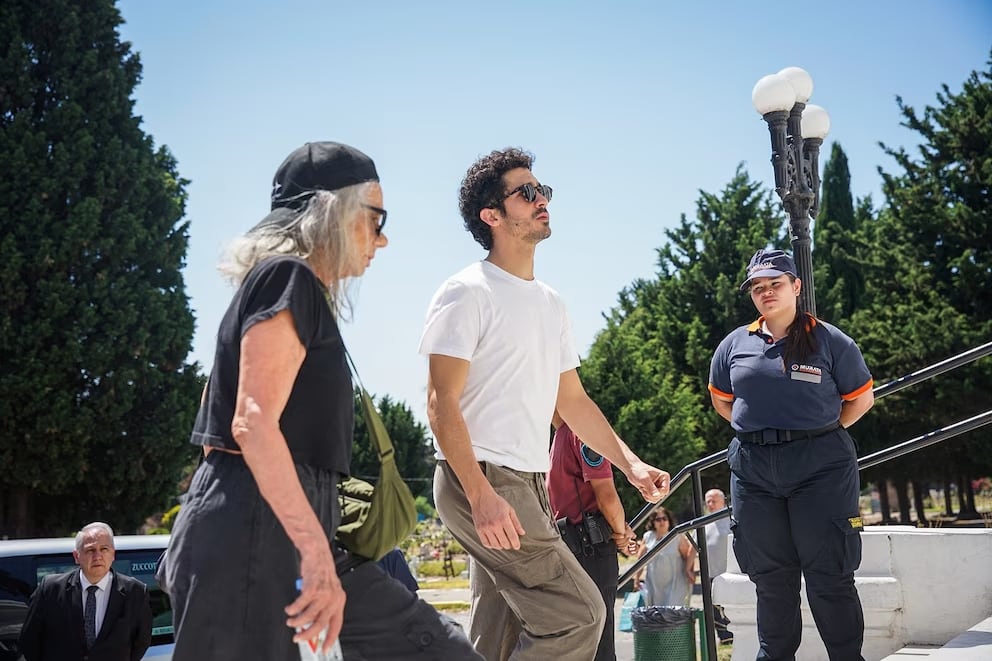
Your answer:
[419,260,579,472]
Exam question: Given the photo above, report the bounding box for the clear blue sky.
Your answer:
[116,0,990,425]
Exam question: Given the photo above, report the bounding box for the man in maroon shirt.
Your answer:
[547,413,637,661]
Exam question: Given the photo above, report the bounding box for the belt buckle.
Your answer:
[760,429,781,445]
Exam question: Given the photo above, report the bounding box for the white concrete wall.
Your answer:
[713,526,992,661]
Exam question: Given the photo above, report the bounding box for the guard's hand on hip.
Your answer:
[614,524,638,554]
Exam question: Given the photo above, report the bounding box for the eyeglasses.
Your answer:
[361,204,387,235]
[500,182,553,204]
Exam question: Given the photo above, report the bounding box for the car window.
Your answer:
[118,551,173,643]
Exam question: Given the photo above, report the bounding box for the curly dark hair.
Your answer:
[458,147,535,250]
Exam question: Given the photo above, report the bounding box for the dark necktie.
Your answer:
[84,584,98,647]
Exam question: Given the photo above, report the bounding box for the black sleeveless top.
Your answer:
[191,256,353,474]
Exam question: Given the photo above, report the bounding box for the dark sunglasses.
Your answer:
[500,182,553,204]
[361,204,387,235]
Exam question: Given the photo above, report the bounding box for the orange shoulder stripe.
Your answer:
[708,383,734,402]
[842,379,874,401]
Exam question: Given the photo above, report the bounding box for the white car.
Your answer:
[0,535,173,660]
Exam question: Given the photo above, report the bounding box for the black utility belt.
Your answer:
[737,421,841,445]
[556,511,612,556]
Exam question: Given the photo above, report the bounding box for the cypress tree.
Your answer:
[812,142,869,322]
[0,0,203,536]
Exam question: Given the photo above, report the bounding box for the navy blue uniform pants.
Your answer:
[728,428,865,661]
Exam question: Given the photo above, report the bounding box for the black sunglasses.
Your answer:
[500,182,553,204]
[361,204,387,235]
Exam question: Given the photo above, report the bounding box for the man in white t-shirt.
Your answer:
[420,147,671,660]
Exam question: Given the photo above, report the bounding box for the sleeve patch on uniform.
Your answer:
[580,444,604,468]
[848,517,863,529]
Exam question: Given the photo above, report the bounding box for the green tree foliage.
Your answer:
[414,495,436,520]
[0,0,203,536]
[582,166,787,519]
[812,142,871,322]
[351,392,435,500]
[847,55,992,513]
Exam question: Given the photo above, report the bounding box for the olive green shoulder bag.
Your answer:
[335,351,418,562]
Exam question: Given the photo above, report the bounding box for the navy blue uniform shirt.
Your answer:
[708,315,872,431]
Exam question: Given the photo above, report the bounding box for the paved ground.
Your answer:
[420,584,992,661]
[419,586,716,661]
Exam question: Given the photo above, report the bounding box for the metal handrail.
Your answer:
[858,410,992,471]
[618,408,992,585]
[617,341,991,655]
[872,341,992,400]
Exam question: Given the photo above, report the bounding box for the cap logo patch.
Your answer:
[749,261,775,275]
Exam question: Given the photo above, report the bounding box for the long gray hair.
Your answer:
[219,182,372,316]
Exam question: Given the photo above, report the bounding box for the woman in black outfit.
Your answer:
[160,142,481,661]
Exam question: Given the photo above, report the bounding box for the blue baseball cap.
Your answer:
[740,249,798,291]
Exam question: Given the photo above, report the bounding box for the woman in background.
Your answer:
[633,507,696,607]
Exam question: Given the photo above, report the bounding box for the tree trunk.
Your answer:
[894,477,913,524]
[966,476,978,515]
[943,478,954,516]
[911,480,928,525]
[12,486,32,538]
[877,479,894,524]
[957,474,968,512]
[957,475,981,520]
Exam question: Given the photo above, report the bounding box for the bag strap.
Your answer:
[344,347,396,463]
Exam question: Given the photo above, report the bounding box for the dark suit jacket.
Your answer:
[18,569,152,661]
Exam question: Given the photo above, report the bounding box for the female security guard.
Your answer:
[708,249,874,661]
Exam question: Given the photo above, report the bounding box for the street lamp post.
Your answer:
[751,67,830,316]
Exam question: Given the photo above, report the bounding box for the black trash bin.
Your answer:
[631,606,695,661]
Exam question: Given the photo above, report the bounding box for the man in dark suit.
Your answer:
[18,522,152,661]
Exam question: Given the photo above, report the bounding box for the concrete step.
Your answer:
[881,616,992,659]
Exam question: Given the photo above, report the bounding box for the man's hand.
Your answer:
[625,460,670,503]
[469,487,526,549]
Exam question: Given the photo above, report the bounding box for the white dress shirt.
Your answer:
[79,569,113,637]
